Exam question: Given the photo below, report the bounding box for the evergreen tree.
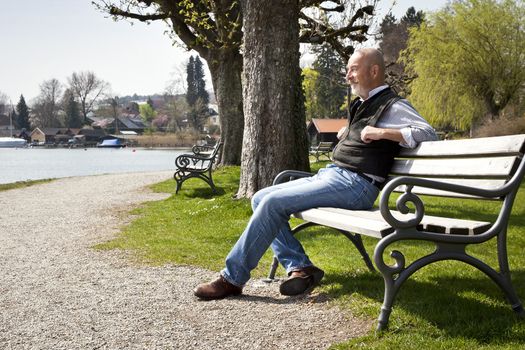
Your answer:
[379,7,425,96]
[194,56,209,106]
[186,56,197,107]
[63,90,82,128]
[185,55,209,131]
[15,95,30,129]
[401,6,425,27]
[311,43,346,118]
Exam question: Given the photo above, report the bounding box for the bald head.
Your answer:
[353,48,386,82]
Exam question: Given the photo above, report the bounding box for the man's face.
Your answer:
[346,53,375,100]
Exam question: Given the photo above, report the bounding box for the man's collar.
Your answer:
[360,84,389,101]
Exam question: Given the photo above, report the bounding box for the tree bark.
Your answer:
[237,0,310,198]
[206,49,244,166]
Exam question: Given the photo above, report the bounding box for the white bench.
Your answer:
[267,134,525,330]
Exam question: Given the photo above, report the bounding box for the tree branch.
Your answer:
[108,6,168,21]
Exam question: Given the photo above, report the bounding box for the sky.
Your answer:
[0,0,449,105]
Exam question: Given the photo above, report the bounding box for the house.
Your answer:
[90,114,147,134]
[30,128,75,144]
[307,118,348,146]
[77,128,107,145]
[114,115,147,134]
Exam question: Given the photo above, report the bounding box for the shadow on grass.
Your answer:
[323,267,525,343]
[179,186,227,198]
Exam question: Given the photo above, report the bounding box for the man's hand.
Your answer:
[361,126,405,144]
[360,126,383,143]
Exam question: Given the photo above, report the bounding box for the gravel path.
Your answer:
[0,172,371,349]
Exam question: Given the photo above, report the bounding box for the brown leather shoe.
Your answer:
[194,276,242,300]
[279,265,324,296]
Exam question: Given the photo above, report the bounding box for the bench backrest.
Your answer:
[390,134,525,200]
[314,141,333,150]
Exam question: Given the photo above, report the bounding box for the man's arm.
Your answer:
[360,126,404,144]
[375,100,438,148]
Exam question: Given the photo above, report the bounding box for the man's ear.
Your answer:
[370,64,379,78]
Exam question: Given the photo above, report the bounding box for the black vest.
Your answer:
[332,87,401,179]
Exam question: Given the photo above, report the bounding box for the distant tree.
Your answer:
[185,56,197,108]
[62,89,82,128]
[125,101,140,114]
[302,67,321,121]
[194,56,209,106]
[68,71,109,124]
[163,95,189,132]
[185,55,209,131]
[187,98,209,132]
[16,95,31,130]
[0,91,8,115]
[310,43,347,118]
[405,0,525,132]
[31,78,63,128]
[152,114,169,130]
[378,7,424,96]
[139,103,157,123]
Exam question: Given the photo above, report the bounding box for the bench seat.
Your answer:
[294,207,491,238]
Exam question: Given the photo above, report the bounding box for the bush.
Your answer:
[474,114,525,137]
[135,131,200,148]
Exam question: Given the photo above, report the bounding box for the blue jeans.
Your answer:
[221,164,379,287]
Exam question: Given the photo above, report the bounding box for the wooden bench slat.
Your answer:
[399,134,525,158]
[392,178,507,199]
[295,208,492,238]
[391,156,518,178]
[293,209,390,238]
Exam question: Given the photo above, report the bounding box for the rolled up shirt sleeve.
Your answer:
[377,99,438,148]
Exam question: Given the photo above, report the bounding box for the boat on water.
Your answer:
[97,139,125,148]
[0,137,27,148]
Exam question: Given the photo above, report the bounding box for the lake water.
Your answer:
[0,147,189,184]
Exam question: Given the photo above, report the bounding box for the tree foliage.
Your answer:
[139,103,157,122]
[404,0,525,131]
[194,56,209,106]
[378,7,424,96]
[16,95,30,130]
[68,71,109,124]
[62,89,83,128]
[302,67,321,120]
[31,79,63,128]
[0,91,8,116]
[185,55,209,131]
[308,42,347,119]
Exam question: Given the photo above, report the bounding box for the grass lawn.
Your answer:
[97,162,525,349]
[0,179,53,192]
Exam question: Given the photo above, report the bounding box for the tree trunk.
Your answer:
[236,0,310,198]
[206,49,244,165]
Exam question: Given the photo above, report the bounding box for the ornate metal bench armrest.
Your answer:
[192,144,215,155]
[378,176,514,231]
[175,153,213,170]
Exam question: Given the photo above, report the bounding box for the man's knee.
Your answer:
[251,188,266,210]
